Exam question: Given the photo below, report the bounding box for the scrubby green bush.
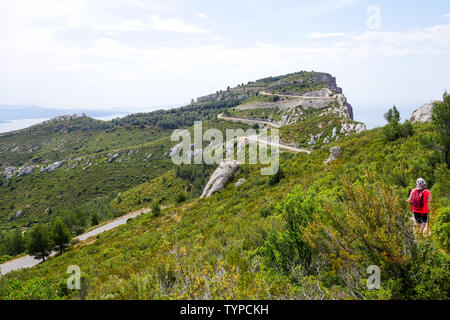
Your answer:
[267,166,284,186]
[432,92,450,166]
[25,224,53,262]
[433,206,450,252]
[151,201,161,216]
[175,191,187,204]
[382,106,414,142]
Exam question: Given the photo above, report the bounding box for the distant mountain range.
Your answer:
[0,105,125,122]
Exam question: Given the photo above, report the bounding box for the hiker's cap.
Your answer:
[416,178,426,190]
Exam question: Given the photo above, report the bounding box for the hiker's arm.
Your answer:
[428,195,432,203]
[407,190,413,202]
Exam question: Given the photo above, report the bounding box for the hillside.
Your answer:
[1,117,449,299]
[0,72,448,300]
[0,71,359,236]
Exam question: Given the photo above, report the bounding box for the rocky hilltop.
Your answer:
[410,101,440,123]
[0,70,364,234]
[195,72,354,120]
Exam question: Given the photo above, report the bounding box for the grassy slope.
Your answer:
[0,117,251,233]
[1,122,447,299]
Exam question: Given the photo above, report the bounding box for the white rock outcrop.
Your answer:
[340,122,366,134]
[45,161,63,172]
[201,159,241,198]
[107,153,119,163]
[16,166,35,177]
[7,211,23,222]
[354,123,366,133]
[308,132,324,145]
[330,127,337,140]
[324,146,341,164]
[410,101,438,123]
[235,178,246,187]
[4,167,15,180]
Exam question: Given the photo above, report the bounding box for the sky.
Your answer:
[0,0,449,128]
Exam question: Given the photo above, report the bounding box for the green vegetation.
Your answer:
[228,107,283,123]
[0,71,448,300]
[432,92,450,166]
[0,229,24,259]
[150,201,161,217]
[245,71,329,95]
[279,114,359,148]
[51,218,72,255]
[434,206,450,252]
[25,224,53,262]
[1,101,448,299]
[382,106,414,142]
[240,95,281,105]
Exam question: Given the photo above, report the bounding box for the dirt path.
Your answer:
[217,113,281,128]
[259,91,325,100]
[246,135,311,154]
[218,114,311,154]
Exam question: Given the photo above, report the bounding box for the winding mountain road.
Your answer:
[218,114,311,154]
[217,113,281,128]
[0,208,150,276]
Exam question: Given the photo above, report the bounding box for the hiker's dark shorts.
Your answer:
[413,211,428,224]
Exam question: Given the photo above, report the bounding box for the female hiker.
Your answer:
[408,178,432,237]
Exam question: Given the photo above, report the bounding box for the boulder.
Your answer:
[354,123,366,133]
[107,153,119,163]
[169,143,183,158]
[45,161,63,172]
[4,167,15,180]
[7,210,22,222]
[16,166,35,177]
[201,159,241,198]
[235,178,246,187]
[330,127,337,140]
[308,132,324,146]
[340,122,366,134]
[410,101,438,123]
[324,146,341,164]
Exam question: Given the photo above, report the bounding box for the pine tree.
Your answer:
[91,213,100,226]
[25,224,53,262]
[52,218,72,255]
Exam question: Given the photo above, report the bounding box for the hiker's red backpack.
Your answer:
[411,189,424,213]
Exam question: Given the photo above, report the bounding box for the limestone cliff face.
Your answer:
[312,73,353,119]
[193,71,354,120]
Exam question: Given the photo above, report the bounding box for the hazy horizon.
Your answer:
[1,0,449,129]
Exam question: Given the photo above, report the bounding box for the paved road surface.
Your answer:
[0,208,149,275]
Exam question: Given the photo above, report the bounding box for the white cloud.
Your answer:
[93,20,147,32]
[309,32,348,38]
[0,0,448,113]
[354,24,450,53]
[296,0,363,18]
[149,15,211,34]
[193,11,207,19]
[444,13,450,18]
